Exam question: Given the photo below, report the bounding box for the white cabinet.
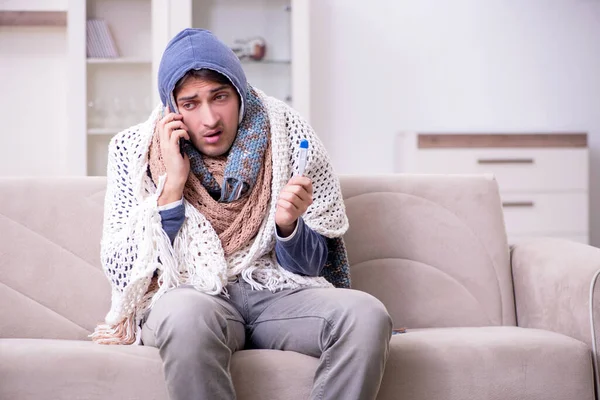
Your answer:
[68,0,310,176]
[396,133,590,244]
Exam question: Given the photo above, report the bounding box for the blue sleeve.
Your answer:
[159,204,185,245]
[275,217,328,277]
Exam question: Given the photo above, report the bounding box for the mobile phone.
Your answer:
[179,138,191,157]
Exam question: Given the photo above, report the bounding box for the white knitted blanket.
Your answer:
[99,89,349,333]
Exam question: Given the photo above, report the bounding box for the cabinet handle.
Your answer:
[502,201,535,208]
[477,158,534,164]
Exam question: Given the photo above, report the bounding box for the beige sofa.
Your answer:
[1,174,599,400]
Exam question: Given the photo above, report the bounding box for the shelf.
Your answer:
[0,0,67,12]
[0,11,66,26]
[87,128,122,135]
[87,58,291,65]
[87,58,151,65]
[87,58,290,66]
[240,59,291,65]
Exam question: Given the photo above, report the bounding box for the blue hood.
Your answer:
[158,28,247,121]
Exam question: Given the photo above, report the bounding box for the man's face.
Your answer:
[175,77,240,157]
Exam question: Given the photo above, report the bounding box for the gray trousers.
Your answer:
[141,280,392,400]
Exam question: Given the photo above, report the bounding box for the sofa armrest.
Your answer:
[511,238,600,347]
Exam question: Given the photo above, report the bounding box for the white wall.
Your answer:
[309,0,600,246]
[0,26,68,176]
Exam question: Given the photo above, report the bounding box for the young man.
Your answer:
[93,28,392,400]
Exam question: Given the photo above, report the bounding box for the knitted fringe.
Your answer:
[90,316,136,345]
[178,203,227,292]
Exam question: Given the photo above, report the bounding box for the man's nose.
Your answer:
[200,104,219,128]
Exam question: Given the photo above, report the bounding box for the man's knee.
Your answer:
[337,290,393,337]
[148,287,230,344]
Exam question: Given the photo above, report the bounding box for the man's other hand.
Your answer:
[275,176,313,237]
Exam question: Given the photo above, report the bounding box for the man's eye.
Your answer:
[215,93,228,101]
[182,103,194,110]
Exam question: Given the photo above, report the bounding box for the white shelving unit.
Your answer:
[83,0,154,176]
[67,0,310,176]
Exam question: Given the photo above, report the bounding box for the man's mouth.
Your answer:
[204,130,221,138]
[204,130,222,144]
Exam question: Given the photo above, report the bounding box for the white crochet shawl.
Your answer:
[100,90,349,331]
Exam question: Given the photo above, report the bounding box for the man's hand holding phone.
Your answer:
[157,105,191,206]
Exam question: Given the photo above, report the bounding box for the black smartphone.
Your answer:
[163,106,190,157]
[179,138,191,157]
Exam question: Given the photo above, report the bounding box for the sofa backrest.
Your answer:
[0,177,110,340]
[0,174,515,341]
[339,174,516,328]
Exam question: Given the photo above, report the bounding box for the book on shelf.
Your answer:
[86,19,119,58]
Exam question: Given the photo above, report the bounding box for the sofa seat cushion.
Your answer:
[378,326,594,400]
[0,339,318,400]
[0,338,167,399]
[1,327,593,400]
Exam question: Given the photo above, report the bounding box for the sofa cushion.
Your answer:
[0,339,166,400]
[0,339,317,400]
[1,327,592,400]
[230,350,317,400]
[379,326,594,400]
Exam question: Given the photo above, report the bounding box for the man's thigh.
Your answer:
[141,285,245,349]
[247,287,382,357]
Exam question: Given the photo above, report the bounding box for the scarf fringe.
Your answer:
[143,173,183,307]
[253,269,288,292]
[171,202,228,296]
[90,316,137,345]
[240,267,264,291]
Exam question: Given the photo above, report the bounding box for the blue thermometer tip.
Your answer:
[300,139,309,149]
